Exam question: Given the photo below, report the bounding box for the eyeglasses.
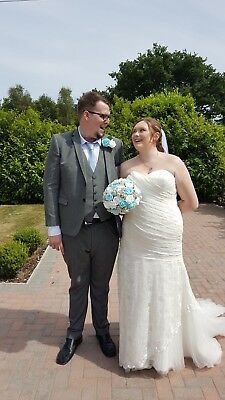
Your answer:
[87,110,110,121]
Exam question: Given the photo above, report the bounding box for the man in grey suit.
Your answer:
[44,91,124,365]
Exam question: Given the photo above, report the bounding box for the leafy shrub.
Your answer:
[13,227,44,255]
[0,240,28,279]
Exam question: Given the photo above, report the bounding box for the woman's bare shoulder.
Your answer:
[120,157,138,177]
[121,157,138,167]
[161,153,183,165]
[170,154,185,167]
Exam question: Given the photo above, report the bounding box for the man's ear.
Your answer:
[83,110,89,120]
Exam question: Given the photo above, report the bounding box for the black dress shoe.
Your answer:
[56,336,82,365]
[96,333,116,357]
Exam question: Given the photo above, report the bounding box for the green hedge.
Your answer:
[106,92,225,204]
[0,240,28,279]
[0,108,70,204]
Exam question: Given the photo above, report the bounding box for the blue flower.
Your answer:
[102,137,116,148]
[102,137,110,147]
[111,182,120,189]
[123,187,134,195]
[104,193,113,201]
[119,200,128,208]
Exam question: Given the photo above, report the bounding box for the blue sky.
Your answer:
[1,0,225,102]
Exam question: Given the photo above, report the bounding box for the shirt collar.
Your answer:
[78,127,101,146]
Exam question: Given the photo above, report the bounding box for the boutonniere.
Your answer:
[102,137,116,149]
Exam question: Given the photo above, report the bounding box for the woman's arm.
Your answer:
[174,157,199,213]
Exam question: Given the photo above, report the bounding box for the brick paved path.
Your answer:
[0,204,225,400]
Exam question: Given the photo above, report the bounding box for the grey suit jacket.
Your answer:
[43,130,124,236]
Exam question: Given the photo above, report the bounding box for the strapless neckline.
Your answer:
[129,169,175,180]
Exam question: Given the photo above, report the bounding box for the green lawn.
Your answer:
[0,204,47,244]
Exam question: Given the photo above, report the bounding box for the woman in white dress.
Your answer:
[117,117,225,375]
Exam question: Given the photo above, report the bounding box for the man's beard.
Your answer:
[96,131,104,139]
[96,127,105,139]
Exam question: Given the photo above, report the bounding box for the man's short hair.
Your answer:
[77,91,110,120]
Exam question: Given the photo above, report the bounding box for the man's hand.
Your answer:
[48,235,64,255]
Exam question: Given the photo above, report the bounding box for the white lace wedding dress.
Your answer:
[117,170,225,375]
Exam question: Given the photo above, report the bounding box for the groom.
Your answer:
[44,91,124,365]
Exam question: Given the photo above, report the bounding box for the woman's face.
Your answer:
[131,121,152,151]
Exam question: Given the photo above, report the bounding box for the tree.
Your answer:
[57,87,76,125]
[1,84,32,113]
[33,94,57,121]
[109,44,225,123]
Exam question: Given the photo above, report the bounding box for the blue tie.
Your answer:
[86,142,97,171]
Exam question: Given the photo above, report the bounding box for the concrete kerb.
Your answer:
[0,246,62,292]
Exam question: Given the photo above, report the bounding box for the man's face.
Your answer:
[84,101,110,139]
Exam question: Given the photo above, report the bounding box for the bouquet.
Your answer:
[103,178,142,215]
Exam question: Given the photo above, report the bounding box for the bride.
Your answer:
[117,117,225,375]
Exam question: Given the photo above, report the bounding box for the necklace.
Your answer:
[138,151,159,174]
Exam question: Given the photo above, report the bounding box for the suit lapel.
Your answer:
[71,130,87,183]
[101,143,117,183]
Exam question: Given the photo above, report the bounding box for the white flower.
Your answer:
[113,196,121,205]
[126,195,135,203]
[124,179,134,188]
[105,201,115,209]
[102,137,116,149]
[109,139,116,148]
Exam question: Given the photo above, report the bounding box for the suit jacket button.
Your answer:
[83,198,86,202]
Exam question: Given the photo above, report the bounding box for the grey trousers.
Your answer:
[62,219,119,340]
